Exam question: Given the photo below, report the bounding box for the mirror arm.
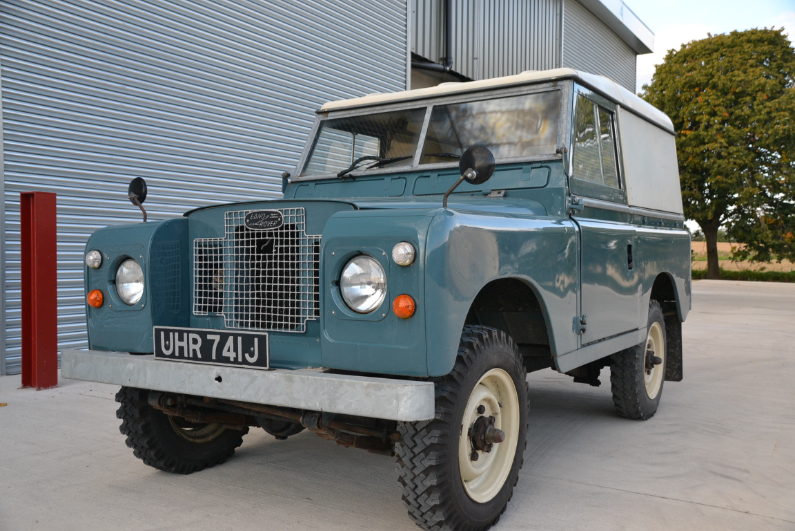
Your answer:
[443,169,477,208]
[129,193,147,222]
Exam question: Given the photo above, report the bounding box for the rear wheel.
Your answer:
[115,387,247,474]
[610,300,667,420]
[395,326,528,531]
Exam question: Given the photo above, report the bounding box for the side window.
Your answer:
[598,108,619,188]
[572,94,621,190]
[572,96,602,184]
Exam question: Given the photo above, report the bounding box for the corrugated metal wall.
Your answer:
[562,0,636,90]
[0,0,408,375]
[412,0,561,81]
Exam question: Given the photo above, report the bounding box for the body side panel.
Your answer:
[634,224,692,324]
[424,209,578,377]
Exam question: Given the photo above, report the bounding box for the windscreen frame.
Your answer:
[293,80,571,181]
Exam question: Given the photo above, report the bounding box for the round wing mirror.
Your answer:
[127,177,148,222]
[459,146,495,185]
[128,177,147,205]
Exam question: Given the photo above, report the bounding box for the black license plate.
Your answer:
[154,326,269,370]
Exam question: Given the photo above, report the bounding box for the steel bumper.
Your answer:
[61,349,435,422]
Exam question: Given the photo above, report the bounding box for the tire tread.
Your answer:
[115,387,246,474]
[395,326,528,531]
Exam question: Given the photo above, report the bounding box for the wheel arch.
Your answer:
[463,276,557,374]
[647,272,684,382]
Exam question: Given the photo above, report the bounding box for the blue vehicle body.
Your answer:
[84,159,690,378]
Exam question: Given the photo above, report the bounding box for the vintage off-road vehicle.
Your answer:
[63,68,690,531]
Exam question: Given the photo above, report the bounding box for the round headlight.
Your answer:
[392,242,416,266]
[116,258,144,305]
[340,255,387,313]
[85,250,102,269]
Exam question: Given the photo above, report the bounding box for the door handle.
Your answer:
[627,244,634,270]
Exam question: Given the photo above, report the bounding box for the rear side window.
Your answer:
[572,94,620,189]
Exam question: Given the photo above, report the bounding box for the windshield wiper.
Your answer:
[337,155,413,179]
[424,152,461,159]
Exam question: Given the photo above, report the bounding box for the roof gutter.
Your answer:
[411,0,454,73]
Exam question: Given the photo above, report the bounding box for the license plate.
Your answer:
[153,326,269,370]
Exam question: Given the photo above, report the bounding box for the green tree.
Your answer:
[642,28,795,279]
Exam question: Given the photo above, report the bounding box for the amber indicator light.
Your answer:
[87,289,103,308]
[393,294,416,319]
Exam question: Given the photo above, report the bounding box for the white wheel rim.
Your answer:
[644,322,665,399]
[458,368,520,503]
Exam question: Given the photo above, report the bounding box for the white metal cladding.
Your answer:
[0,0,409,375]
[412,0,562,81]
[618,109,683,214]
[562,0,636,91]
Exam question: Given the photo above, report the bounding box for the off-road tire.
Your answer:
[395,326,529,531]
[610,300,667,420]
[115,387,247,474]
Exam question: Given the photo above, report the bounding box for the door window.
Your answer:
[572,94,621,189]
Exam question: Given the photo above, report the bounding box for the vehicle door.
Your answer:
[568,87,639,345]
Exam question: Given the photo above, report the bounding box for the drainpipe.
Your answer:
[412,0,454,73]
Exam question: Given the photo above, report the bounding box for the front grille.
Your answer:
[193,207,321,333]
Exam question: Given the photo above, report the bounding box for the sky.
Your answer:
[624,0,795,93]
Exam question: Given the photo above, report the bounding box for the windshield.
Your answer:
[302,108,426,176]
[420,91,560,164]
[300,90,560,177]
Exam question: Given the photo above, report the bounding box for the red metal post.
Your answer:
[21,192,58,390]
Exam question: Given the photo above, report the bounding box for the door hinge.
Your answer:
[573,315,587,335]
[567,196,584,214]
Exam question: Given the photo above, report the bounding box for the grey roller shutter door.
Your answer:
[0,0,409,375]
[562,0,636,91]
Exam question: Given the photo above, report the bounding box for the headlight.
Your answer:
[85,250,102,269]
[116,258,144,305]
[340,255,386,313]
[392,242,415,266]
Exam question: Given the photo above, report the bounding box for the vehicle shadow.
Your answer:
[220,371,619,529]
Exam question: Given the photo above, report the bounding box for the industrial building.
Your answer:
[0,0,653,375]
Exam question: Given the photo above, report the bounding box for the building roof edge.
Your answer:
[575,0,655,54]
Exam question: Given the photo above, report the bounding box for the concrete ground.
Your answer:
[1,280,793,530]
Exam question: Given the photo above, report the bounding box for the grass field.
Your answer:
[692,269,795,282]
[690,242,794,278]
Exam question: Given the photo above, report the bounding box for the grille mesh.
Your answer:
[193,208,321,333]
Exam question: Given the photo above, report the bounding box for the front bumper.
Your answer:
[61,349,435,422]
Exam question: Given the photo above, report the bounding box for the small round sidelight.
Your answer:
[85,250,102,269]
[391,242,416,266]
[116,258,144,305]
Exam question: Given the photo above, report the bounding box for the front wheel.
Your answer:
[395,326,529,531]
[115,387,247,474]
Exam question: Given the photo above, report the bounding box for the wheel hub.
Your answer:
[469,415,505,457]
[458,368,520,503]
[644,348,662,375]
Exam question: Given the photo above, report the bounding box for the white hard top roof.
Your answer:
[320,68,674,134]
